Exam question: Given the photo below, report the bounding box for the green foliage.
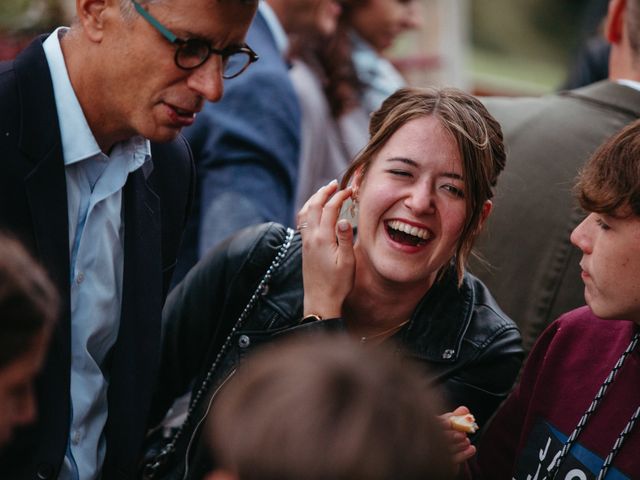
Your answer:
[472,0,589,65]
[0,0,64,33]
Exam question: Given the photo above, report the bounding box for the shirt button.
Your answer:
[71,430,81,445]
[238,335,251,348]
[76,272,85,284]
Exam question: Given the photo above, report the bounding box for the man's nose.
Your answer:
[187,56,224,102]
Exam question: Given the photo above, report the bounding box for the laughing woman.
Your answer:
[145,87,523,479]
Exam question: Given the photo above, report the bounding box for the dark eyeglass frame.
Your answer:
[130,0,258,79]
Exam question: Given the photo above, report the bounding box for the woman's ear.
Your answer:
[478,200,493,231]
[351,166,365,198]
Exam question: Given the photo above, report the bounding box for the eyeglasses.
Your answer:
[130,0,258,79]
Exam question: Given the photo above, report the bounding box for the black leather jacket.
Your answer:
[150,222,523,478]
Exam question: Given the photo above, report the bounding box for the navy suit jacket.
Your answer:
[0,37,194,479]
[176,10,300,283]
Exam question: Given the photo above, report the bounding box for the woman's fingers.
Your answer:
[298,181,356,320]
[320,186,352,232]
[297,179,340,232]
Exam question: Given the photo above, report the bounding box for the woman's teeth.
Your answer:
[387,220,430,240]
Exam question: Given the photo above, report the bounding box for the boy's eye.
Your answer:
[595,217,611,230]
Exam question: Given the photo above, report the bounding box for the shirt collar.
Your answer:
[259,1,289,56]
[43,27,151,167]
[616,79,640,92]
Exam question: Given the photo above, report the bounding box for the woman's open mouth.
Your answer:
[385,220,430,247]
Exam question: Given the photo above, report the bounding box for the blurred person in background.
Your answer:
[176,0,343,283]
[289,3,369,211]
[346,0,422,115]
[563,0,610,89]
[204,334,456,480]
[0,234,58,448]
[291,0,421,210]
[470,0,640,355]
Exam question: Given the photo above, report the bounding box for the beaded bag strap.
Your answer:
[143,227,295,479]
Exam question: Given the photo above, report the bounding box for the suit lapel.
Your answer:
[17,36,72,368]
[8,37,74,459]
[104,166,162,471]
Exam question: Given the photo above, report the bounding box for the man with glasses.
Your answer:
[174,0,343,282]
[0,0,258,478]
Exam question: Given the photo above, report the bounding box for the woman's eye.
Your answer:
[388,169,411,177]
[595,217,611,230]
[441,184,465,198]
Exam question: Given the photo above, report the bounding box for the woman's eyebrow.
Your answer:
[442,172,464,181]
[386,157,418,167]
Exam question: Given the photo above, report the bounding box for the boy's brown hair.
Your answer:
[575,118,640,217]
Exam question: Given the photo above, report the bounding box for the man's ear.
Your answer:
[75,0,112,42]
[605,0,626,44]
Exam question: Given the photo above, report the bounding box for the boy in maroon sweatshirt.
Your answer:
[473,119,640,479]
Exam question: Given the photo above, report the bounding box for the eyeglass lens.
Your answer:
[175,40,251,79]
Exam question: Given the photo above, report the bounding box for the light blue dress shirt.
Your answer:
[43,28,150,480]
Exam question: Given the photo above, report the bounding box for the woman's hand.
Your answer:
[297,180,354,319]
[440,406,477,471]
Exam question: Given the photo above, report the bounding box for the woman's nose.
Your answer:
[404,185,436,215]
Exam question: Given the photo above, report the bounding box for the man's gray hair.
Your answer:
[119,0,256,19]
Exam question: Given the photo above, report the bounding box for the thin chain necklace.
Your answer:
[359,319,410,344]
[544,331,640,480]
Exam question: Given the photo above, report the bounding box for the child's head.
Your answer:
[205,334,455,480]
[571,120,640,321]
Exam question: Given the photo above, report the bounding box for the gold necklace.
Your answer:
[360,319,410,344]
